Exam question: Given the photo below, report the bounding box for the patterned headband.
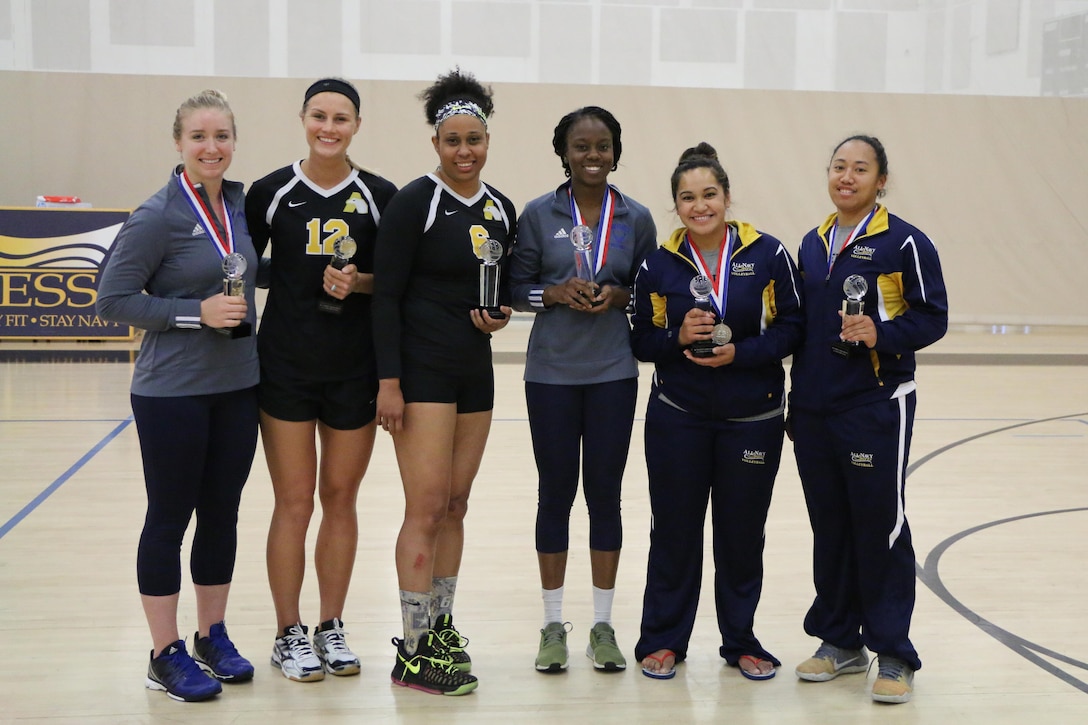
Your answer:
[434,100,488,131]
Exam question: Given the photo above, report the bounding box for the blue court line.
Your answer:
[0,416,133,541]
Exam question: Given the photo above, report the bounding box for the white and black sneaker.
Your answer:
[271,623,325,682]
[313,617,361,676]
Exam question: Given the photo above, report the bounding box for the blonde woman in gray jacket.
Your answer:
[97,89,260,703]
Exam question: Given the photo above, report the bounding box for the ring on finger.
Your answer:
[330,284,337,292]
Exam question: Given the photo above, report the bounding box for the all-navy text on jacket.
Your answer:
[790,205,948,414]
[631,223,803,420]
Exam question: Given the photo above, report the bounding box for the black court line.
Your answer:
[910,413,1088,694]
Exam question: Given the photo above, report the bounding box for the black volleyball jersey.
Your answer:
[246,161,397,381]
[372,173,518,379]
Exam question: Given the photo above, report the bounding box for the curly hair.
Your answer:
[419,67,494,126]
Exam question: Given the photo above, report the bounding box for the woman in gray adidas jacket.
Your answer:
[509,106,657,674]
[97,90,260,703]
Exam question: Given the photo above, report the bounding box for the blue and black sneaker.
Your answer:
[146,640,222,702]
[193,621,255,683]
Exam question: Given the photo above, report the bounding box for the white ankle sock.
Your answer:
[592,586,615,626]
[542,586,564,627]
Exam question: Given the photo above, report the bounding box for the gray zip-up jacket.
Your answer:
[97,168,259,397]
[509,182,657,385]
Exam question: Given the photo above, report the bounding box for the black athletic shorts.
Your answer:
[400,359,494,414]
[258,368,377,430]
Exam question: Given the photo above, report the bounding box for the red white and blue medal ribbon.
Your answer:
[687,226,734,319]
[568,185,615,275]
[826,206,876,275]
[178,170,234,260]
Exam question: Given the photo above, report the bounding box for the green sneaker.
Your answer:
[535,621,570,672]
[586,622,626,671]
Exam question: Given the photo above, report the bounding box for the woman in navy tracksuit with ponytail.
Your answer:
[789,134,947,705]
[631,143,802,681]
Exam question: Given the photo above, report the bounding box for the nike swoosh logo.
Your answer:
[444,210,457,216]
[403,658,421,674]
[288,201,306,207]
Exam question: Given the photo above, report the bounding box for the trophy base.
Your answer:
[478,306,507,321]
[215,321,252,339]
[689,342,717,358]
[317,298,345,315]
[830,340,864,358]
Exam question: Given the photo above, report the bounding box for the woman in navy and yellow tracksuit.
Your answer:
[789,135,947,705]
[631,143,802,681]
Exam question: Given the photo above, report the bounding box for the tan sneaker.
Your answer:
[795,642,868,681]
[871,656,914,704]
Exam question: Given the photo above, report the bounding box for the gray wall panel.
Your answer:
[215,0,268,77]
[0,0,12,41]
[599,5,651,85]
[31,0,91,71]
[660,8,737,64]
[452,2,530,57]
[360,0,441,55]
[287,0,343,78]
[538,4,592,84]
[109,0,193,46]
[835,12,887,92]
[745,11,797,90]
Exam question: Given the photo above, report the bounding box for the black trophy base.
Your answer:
[689,341,717,358]
[215,321,252,339]
[317,297,345,315]
[478,305,507,321]
[831,339,864,358]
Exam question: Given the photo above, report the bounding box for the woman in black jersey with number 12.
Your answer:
[245,78,397,684]
[373,68,517,696]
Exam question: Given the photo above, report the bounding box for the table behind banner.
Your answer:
[0,207,135,341]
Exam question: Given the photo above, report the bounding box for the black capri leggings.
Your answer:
[526,378,637,554]
[130,387,258,596]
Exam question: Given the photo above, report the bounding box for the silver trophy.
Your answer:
[218,252,251,338]
[688,274,728,357]
[831,274,868,357]
[318,235,357,315]
[477,238,506,320]
[570,224,601,305]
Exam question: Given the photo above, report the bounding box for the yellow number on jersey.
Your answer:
[304,218,351,256]
[469,224,491,258]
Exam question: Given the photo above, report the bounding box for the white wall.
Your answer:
[3,0,1088,96]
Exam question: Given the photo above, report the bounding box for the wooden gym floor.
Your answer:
[1,321,1086,724]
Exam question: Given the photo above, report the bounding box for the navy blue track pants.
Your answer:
[791,391,921,670]
[634,393,783,665]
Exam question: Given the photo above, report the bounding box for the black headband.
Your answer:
[304,78,360,113]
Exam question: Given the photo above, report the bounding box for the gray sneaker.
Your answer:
[586,622,626,671]
[535,622,570,672]
[871,655,914,703]
[795,641,868,682]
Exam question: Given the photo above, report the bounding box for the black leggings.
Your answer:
[131,387,258,596]
[526,378,637,554]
